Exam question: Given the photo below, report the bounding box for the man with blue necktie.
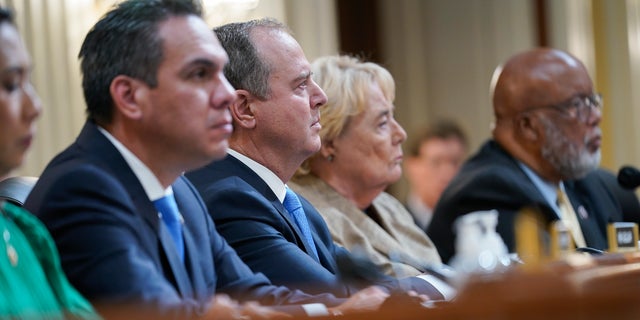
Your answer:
[23,0,387,318]
[186,18,445,300]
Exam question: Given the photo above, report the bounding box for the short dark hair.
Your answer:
[407,119,468,157]
[214,18,291,100]
[0,7,15,25]
[79,0,202,124]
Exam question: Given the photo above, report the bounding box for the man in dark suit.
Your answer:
[186,18,447,300]
[427,48,633,264]
[24,1,384,318]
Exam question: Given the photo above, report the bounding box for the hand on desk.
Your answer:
[207,294,290,319]
[240,301,291,319]
[328,285,390,315]
[379,289,434,312]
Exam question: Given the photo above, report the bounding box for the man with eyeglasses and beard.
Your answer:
[426,48,634,264]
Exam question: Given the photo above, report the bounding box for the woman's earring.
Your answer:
[327,155,334,162]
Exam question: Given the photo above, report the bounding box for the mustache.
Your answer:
[583,127,602,144]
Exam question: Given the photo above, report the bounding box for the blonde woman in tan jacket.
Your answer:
[291,55,443,280]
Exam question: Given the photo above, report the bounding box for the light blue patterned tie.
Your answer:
[283,188,319,261]
[153,194,184,262]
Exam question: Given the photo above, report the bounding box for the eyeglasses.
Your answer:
[526,93,603,123]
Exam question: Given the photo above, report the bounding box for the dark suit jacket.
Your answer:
[24,121,341,317]
[427,140,626,264]
[186,154,442,298]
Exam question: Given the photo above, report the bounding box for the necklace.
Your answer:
[0,201,19,267]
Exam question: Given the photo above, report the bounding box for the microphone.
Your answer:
[617,166,640,189]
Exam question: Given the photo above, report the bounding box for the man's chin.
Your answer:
[211,148,229,161]
[587,149,602,169]
[309,138,322,154]
[197,147,229,167]
[567,156,600,180]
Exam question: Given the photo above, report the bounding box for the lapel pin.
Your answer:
[578,206,589,219]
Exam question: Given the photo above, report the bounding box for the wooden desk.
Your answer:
[329,253,640,320]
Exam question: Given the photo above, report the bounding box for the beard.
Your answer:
[540,118,601,180]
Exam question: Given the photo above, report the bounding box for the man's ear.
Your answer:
[110,75,146,120]
[515,113,541,142]
[229,89,257,129]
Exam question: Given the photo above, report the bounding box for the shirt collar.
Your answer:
[227,148,287,202]
[517,161,563,216]
[97,126,171,201]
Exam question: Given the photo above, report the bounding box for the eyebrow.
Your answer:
[376,109,391,119]
[1,66,27,76]
[185,58,219,71]
[291,70,311,85]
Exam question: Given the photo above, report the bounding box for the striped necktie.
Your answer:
[556,188,586,248]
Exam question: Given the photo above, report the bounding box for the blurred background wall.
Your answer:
[1,0,639,200]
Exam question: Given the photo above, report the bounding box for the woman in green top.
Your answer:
[0,7,98,319]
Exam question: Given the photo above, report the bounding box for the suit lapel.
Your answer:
[273,195,320,262]
[76,121,195,299]
[222,156,320,262]
[564,179,608,248]
[492,143,561,222]
[309,228,335,270]
[158,219,194,299]
[180,225,200,298]
[133,189,194,298]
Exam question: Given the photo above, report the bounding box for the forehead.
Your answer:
[0,23,29,70]
[513,53,593,107]
[346,83,392,129]
[252,28,308,79]
[156,15,227,69]
[362,82,392,114]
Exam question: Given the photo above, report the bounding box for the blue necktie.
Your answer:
[283,188,319,261]
[153,194,184,262]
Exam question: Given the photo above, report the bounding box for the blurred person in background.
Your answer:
[403,119,468,230]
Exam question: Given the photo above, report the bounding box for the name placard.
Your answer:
[550,220,574,258]
[607,222,639,252]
